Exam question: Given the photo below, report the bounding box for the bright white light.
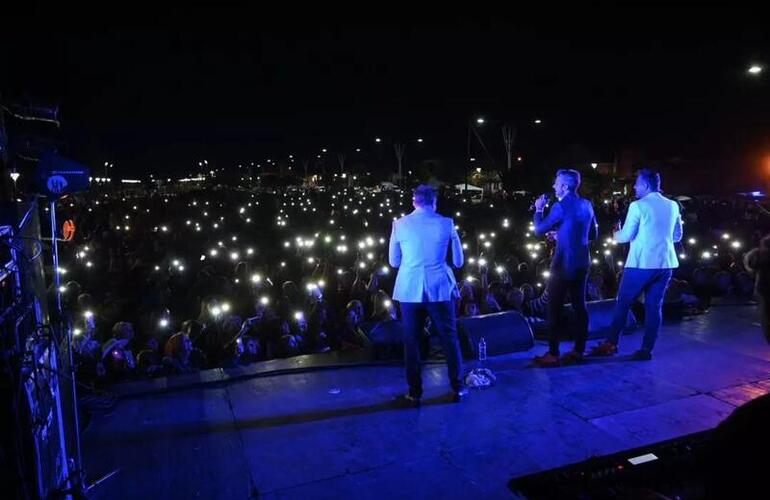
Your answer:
[211,306,222,317]
[221,303,231,313]
[688,238,697,245]
[58,286,67,293]
[679,253,687,259]
[159,318,169,328]
[260,296,269,306]
[247,248,254,255]
[543,271,551,278]
[702,251,712,260]
[731,241,742,249]
[476,117,485,124]
[73,328,82,336]
[294,311,304,320]
[722,233,730,240]
[748,65,763,74]
[251,274,262,284]
[84,310,94,319]
[591,163,598,169]
[230,252,239,261]
[496,266,504,274]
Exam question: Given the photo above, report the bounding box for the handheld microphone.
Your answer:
[528,194,553,212]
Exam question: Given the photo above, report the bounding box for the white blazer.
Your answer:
[389,207,464,303]
[614,192,683,269]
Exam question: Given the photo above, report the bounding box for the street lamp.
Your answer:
[534,119,542,124]
[9,169,20,197]
[748,65,763,75]
[375,138,382,143]
[467,117,485,191]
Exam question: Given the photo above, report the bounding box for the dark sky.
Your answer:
[2,3,770,189]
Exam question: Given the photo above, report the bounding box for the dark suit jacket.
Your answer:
[533,192,598,279]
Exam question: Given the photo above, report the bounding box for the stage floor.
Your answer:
[82,303,770,499]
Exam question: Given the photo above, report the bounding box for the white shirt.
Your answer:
[389,207,463,302]
[614,192,683,269]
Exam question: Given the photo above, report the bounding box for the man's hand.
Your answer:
[546,230,558,242]
[534,194,549,212]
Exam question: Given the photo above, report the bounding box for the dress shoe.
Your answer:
[560,351,584,365]
[588,341,618,357]
[533,352,561,368]
[394,394,421,408]
[630,349,652,361]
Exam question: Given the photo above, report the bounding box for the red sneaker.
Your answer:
[588,341,618,357]
[533,352,561,368]
[560,351,585,365]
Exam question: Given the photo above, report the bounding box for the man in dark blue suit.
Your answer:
[532,169,598,367]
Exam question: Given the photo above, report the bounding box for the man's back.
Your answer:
[535,192,597,277]
[389,208,463,302]
[616,192,682,269]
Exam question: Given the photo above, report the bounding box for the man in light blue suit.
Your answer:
[591,169,683,360]
[389,184,467,406]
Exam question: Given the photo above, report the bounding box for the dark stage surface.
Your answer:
[82,303,770,499]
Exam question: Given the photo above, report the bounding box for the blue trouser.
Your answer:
[607,268,673,352]
[400,301,463,398]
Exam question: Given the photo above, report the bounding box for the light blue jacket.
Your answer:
[389,207,464,302]
[614,192,683,269]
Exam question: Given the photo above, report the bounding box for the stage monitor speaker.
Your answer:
[458,310,535,357]
[560,299,637,340]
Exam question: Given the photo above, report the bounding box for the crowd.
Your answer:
[52,182,767,385]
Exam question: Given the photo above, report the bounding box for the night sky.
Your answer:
[2,3,769,191]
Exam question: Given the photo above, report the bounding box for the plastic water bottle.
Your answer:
[478,337,487,362]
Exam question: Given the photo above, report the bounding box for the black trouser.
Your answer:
[547,267,589,356]
[400,300,463,398]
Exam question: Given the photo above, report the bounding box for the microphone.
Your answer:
[528,194,553,212]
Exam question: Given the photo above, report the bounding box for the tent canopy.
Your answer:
[454,183,483,191]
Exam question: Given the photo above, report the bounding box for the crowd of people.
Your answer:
[52,181,767,385]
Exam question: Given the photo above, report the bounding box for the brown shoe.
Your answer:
[588,341,618,357]
[560,351,584,365]
[533,352,561,368]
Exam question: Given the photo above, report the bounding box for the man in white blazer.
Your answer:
[591,169,683,360]
[389,184,467,406]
